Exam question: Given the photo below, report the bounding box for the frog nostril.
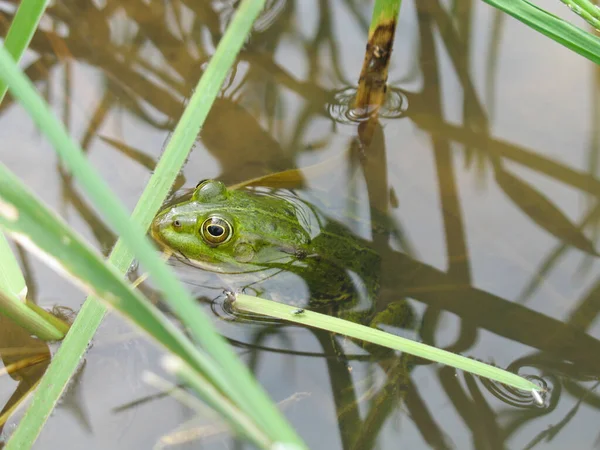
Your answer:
[173,219,181,228]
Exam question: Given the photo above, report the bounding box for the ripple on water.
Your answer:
[481,372,553,409]
[327,86,409,124]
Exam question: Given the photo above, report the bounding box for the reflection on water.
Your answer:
[0,316,50,440]
[1,0,600,448]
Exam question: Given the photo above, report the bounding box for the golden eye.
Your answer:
[200,216,232,245]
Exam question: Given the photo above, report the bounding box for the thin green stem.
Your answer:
[234,294,541,393]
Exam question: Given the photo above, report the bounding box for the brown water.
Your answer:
[1,0,600,449]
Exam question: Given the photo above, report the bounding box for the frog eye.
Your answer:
[200,216,232,245]
[195,179,210,189]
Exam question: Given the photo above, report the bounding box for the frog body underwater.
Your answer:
[151,180,382,309]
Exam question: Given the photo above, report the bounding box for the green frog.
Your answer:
[151,179,413,329]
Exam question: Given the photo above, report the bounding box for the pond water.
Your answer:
[1,0,600,449]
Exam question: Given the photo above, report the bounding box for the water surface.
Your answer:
[1,1,599,449]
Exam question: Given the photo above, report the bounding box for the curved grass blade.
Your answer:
[483,0,600,65]
[0,0,68,340]
[0,162,276,447]
[0,162,251,401]
[494,166,598,255]
[233,294,541,393]
[0,0,304,447]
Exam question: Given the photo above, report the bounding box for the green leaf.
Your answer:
[234,294,542,393]
[0,0,67,341]
[0,0,47,103]
[370,0,402,31]
[483,0,600,65]
[0,0,46,300]
[0,161,243,399]
[1,0,305,448]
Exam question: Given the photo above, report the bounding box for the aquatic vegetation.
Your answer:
[0,0,600,449]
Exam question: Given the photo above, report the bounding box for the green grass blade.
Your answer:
[0,162,272,447]
[0,0,47,103]
[0,0,66,340]
[234,294,541,393]
[0,0,304,446]
[561,0,600,30]
[483,0,600,65]
[0,162,246,397]
[0,0,47,300]
[0,289,64,341]
[369,0,401,31]
[0,0,44,302]
[0,232,26,301]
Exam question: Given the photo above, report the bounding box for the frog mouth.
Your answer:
[174,249,240,274]
[149,229,169,254]
[175,249,295,275]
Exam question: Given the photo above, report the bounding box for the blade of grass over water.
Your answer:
[0,0,68,340]
[1,0,305,447]
[234,294,542,393]
[483,0,600,65]
[0,0,47,103]
[0,161,273,446]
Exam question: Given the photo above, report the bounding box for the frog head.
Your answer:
[150,180,311,273]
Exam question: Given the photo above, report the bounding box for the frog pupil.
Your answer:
[208,225,223,237]
[200,216,231,245]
